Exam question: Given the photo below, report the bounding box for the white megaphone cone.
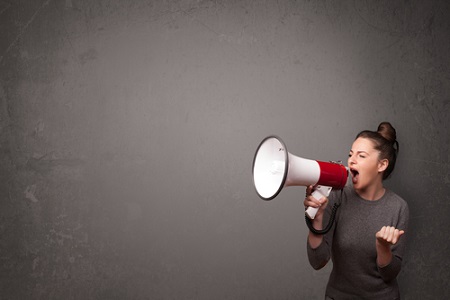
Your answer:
[252,136,348,219]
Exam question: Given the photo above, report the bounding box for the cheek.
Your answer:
[368,161,381,173]
[360,160,379,174]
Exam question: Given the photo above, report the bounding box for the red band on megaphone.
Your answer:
[316,161,348,189]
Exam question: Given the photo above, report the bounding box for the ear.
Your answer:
[378,159,389,173]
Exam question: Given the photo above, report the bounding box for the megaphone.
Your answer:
[252,136,348,219]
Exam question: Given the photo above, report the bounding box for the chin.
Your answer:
[352,182,365,191]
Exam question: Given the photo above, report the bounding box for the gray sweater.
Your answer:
[307,186,409,300]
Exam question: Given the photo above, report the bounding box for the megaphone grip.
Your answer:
[305,206,319,220]
[305,185,332,219]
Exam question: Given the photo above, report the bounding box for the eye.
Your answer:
[359,154,366,158]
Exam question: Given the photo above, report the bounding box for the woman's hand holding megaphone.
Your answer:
[304,185,330,219]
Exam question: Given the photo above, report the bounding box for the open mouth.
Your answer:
[350,168,359,183]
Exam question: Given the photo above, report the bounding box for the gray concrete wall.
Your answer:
[1,0,449,299]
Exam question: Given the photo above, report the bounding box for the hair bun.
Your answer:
[377,122,396,143]
[377,122,399,154]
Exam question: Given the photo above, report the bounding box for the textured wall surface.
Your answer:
[1,0,449,299]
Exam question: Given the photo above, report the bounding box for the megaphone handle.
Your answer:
[305,185,333,219]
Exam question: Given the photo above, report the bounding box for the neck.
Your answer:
[355,182,385,201]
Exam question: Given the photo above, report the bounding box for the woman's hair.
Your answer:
[356,122,399,180]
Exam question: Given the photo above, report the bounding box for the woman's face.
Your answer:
[348,137,387,191]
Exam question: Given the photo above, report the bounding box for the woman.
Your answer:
[305,122,409,300]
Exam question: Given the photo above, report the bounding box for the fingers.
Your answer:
[304,196,328,214]
[305,185,314,196]
[376,226,405,245]
[305,197,326,210]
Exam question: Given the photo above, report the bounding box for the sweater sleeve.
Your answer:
[378,255,403,281]
[306,191,339,270]
[377,198,409,282]
[307,236,332,270]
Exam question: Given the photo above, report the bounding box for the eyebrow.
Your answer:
[349,150,370,155]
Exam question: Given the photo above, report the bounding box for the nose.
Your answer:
[348,154,356,166]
